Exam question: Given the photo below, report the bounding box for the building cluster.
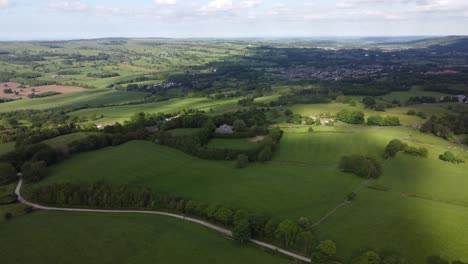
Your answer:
[272,65,386,81]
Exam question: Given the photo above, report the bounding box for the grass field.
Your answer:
[289,103,424,126]
[0,211,293,264]
[68,97,240,124]
[25,124,468,263]
[207,138,259,150]
[0,90,148,113]
[27,140,362,221]
[42,132,101,149]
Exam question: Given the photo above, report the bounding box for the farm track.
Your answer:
[14,177,311,263]
[309,180,369,229]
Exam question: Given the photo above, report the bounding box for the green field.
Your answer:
[27,140,362,221]
[207,138,259,150]
[42,132,102,149]
[25,124,468,263]
[0,211,292,264]
[0,90,148,113]
[68,97,240,124]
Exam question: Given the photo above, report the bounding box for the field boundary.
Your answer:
[401,192,468,208]
[14,177,311,263]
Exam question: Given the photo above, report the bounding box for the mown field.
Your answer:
[25,124,468,263]
[0,211,292,264]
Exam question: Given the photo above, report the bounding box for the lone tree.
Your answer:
[233,219,251,243]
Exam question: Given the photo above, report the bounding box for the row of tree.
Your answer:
[384,139,428,159]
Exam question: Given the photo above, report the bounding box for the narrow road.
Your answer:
[14,178,311,263]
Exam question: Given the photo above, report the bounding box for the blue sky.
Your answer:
[1,0,468,40]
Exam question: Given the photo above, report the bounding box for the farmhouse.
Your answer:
[215,124,234,134]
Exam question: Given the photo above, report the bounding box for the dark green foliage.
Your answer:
[233,119,247,132]
[362,97,376,108]
[257,146,273,163]
[236,154,249,168]
[347,192,357,201]
[421,114,468,140]
[384,139,428,159]
[403,146,428,158]
[336,109,365,124]
[384,139,407,159]
[24,206,33,214]
[439,151,465,164]
[311,240,337,263]
[407,110,416,115]
[233,219,251,243]
[351,251,381,264]
[367,115,400,126]
[0,162,17,185]
[4,212,12,220]
[21,161,47,182]
[31,182,154,208]
[264,218,281,240]
[213,206,233,225]
[275,219,302,247]
[339,155,382,178]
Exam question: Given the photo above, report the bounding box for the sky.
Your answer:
[1,0,468,40]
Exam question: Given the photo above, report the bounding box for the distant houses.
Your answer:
[215,124,234,134]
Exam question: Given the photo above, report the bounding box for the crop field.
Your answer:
[0,89,148,113]
[0,211,293,264]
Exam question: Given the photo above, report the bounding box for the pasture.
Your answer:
[0,211,293,264]
[207,138,259,150]
[25,124,468,263]
[68,97,240,124]
[0,89,148,113]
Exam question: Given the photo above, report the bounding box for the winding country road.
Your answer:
[14,177,311,263]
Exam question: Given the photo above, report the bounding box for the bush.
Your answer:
[257,146,273,163]
[384,139,407,159]
[336,109,365,124]
[21,161,47,182]
[236,154,249,168]
[233,219,251,243]
[367,115,400,126]
[439,151,465,164]
[339,155,382,178]
[351,251,381,264]
[0,162,17,185]
[427,256,449,264]
[404,146,428,158]
[407,110,416,115]
[347,192,357,201]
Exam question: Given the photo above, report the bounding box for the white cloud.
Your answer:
[48,0,89,13]
[0,0,14,10]
[154,0,177,5]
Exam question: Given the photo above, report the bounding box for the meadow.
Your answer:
[0,89,148,113]
[0,211,293,264]
[24,124,468,263]
[68,97,240,124]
